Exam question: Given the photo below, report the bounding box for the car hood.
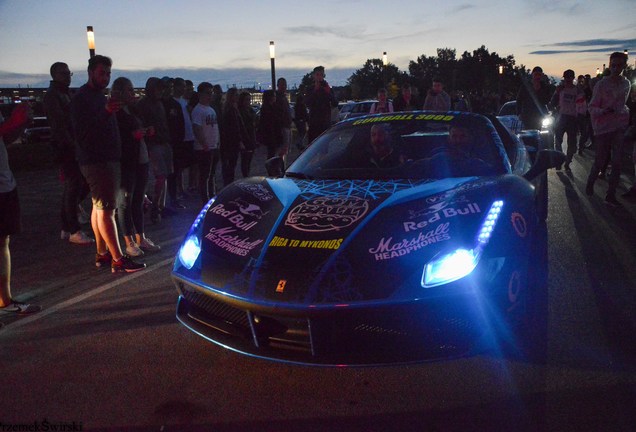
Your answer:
[196,176,520,306]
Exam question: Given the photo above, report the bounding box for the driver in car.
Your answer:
[441,125,494,175]
[368,124,403,168]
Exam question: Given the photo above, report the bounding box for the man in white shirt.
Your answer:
[585,52,631,206]
[191,82,220,204]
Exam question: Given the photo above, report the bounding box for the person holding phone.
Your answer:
[70,55,145,273]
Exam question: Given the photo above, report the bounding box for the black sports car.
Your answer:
[172,111,564,365]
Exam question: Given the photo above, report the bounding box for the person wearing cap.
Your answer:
[306,66,338,144]
[516,66,551,133]
[550,69,581,170]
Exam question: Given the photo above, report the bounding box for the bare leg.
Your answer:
[0,235,11,307]
[91,204,107,255]
[95,209,123,261]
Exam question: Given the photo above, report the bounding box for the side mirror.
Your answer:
[265,156,285,178]
[523,149,566,181]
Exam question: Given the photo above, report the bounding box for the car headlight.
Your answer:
[541,116,553,128]
[177,198,215,270]
[421,200,503,288]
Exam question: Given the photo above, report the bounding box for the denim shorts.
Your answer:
[80,161,121,210]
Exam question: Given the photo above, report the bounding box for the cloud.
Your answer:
[448,3,477,14]
[0,67,357,89]
[283,25,366,40]
[521,0,583,14]
[530,38,635,55]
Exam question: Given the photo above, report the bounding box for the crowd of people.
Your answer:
[0,52,633,317]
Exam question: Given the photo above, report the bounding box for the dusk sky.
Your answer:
[0,0,634,89]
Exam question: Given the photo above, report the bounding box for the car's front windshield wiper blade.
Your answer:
[285,171,313,180]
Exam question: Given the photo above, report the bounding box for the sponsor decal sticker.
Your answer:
[404,202,481,232]
[352,113,455,126]
[286,196,369,232]
[511,212,527,238]
[276,279,287,293]
[236,182,274,201]
[210,203,259,231]
[268,236,344,250]
[205,227,264,257]
[369,222,451,261]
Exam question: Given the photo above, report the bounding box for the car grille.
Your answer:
[178,286,484,365]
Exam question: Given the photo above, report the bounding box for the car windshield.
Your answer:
[286,113,510,180]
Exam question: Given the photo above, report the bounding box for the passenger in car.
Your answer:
[368,124,403,168]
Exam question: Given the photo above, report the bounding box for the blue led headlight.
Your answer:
[422,200,503,288]
[178,198,215,270]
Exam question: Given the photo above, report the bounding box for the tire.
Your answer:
[504,221,549,363]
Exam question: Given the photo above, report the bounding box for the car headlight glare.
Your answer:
[422,248,480,287]
[179,235,201,270]
[177,198,215,270]
[421,200,503,288]
[541,116,553,128]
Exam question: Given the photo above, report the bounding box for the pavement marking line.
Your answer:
[4,257,175,332]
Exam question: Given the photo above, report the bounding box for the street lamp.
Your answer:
[86,26,95,58]
[382,51,388,87]
[269,41,276,90]
[596,67,600,76]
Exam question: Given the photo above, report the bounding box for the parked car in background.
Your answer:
[22,116,51,145]
[497,101,554,147]
[338,100,377,122]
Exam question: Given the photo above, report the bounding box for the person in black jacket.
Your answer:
[70,55,145,273]
[221,88,249,186]
[238,91,257,177]
[44,62,93,245]
[161,77,187,210]
[306,66,338,144]
[258,90,283,159]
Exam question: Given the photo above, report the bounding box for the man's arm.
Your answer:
[0,104,30,144]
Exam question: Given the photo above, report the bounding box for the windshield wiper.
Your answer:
[285,171,313,180]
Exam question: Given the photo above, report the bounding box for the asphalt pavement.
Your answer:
[1,139,305,328]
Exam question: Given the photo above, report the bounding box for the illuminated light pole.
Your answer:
[87,26,95,58]
[498,65,504,109]
[382,51,388,88]
[269,41,276,90]
[596,67,600,76]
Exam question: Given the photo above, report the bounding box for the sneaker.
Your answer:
[111,255,146,273]
[139,237,161,253]
[61,230,71,240]
[126,242,144,257]
[0,300,41,315]
[69,230,95,245]
[95,250,112,268]
[604,194,621,207]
